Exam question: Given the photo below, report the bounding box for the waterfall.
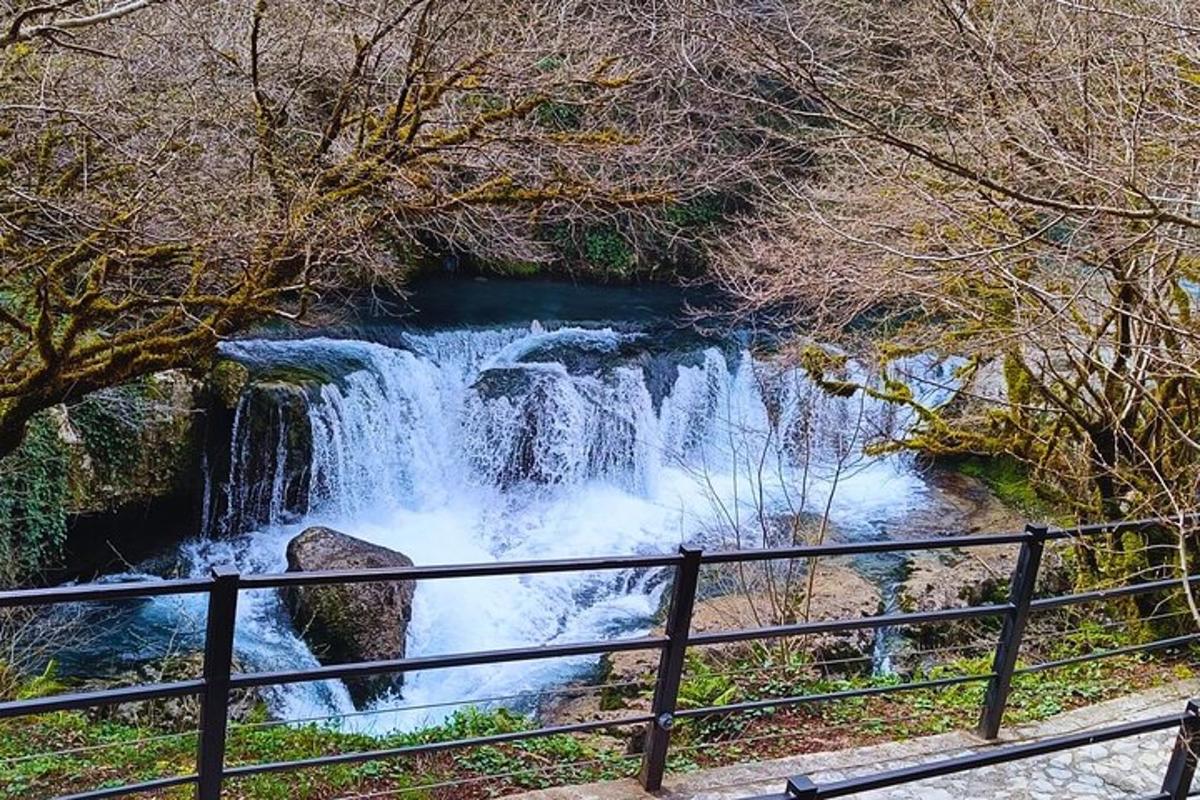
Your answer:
[177,324,958,732]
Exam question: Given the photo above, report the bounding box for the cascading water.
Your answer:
[106,323,959,733]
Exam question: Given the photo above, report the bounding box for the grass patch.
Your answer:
[0,705,641,800]
[2,614,1195,798]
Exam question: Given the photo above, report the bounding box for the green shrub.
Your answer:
[581,226,635,274]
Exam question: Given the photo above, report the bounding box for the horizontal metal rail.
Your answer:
[1048,515,1199,540]
[57,774,199,800]
[700,532,1033,563]
[1015,633,1200,676]
[1031,574,1200,611]
[750,710,1187,799]
[814,711,1184,797]
[675,673,992,720]
[7,517,1191,608]
[230,635,668,689]
[689,603,1011,648]
[0,679,205,721]
[702,516,1198,565]
[222,714,655,778]
[0,576,214,609]
[239,552,682,589]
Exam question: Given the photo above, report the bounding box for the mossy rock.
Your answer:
[62,372,205,516]
[255,364,345,388]
[283,527,415,707]
[210,360,251,410]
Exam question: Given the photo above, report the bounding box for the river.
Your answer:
[55,278,970,734]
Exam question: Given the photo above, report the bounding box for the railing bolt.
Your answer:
[657,713,674,730]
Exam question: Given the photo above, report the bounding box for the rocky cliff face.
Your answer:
[0,355,323,584]
[0,370,211,583]
[58,371,206,516]
[283,526,415,706]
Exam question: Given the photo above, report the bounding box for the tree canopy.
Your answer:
[0,0,691,457]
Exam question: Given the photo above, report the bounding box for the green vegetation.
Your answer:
[0,697,639,800]
[0,414,68,585]
[662,195,727,229]
[2,611,1193,799]
[952,455,1053,519]
[69,390,147,494]
[581,226,637,275]
[662,619,1196,762]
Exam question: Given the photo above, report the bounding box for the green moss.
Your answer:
[486,259,543,277]
[211,359,250,409]
[0,414,69,585]
[70,393,144,489]
[246,354,368,390]
[954,455,1049,517]
[255,366,336,388]
[581,225,635,274]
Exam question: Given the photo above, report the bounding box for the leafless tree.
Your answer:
[0,0,729,459]
[677,0,1200,597]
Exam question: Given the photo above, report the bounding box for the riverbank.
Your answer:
[3,627,1193,799]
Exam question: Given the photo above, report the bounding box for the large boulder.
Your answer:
[283,526,415,705]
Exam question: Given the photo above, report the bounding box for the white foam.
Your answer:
[192,328,956,733]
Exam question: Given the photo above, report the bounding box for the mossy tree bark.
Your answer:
[1,0,675,461]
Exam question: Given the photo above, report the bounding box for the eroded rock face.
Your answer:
[218,381,312,534]
[283,526,415,706]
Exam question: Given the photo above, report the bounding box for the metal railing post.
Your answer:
[977,523,1046,740]
[1162,699,1200,799]
[639,545,702,792]
[196,566,240,800]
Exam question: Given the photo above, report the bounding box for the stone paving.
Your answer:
[511,681,1200,800]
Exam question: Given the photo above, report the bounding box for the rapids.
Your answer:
[62,318,961,734]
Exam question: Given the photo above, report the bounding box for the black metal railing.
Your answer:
[750,698,1200,799]
[0,516,1197,799]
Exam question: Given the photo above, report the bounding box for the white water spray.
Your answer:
[181,325,956,732]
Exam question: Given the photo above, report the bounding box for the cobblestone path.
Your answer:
[511,681,1200,800]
